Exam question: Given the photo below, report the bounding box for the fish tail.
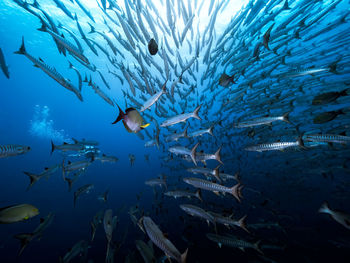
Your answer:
[215,146,223,164]
[254,240,264,255]
[231,183,242,202]
[14,233,33,256]
[50,140,56,155]
[37,20,47,32]
[340,89,348,97]
[32,0,40,8]
[180,248,188,263]
[88,22,95,33]
[230,74,236,84]
[238,215,250,233]
[195,189,203,202]
[329,57,341,74]
[282,0,290,10]
[297,135,307,150]
[318,201,331,214]
[192,104,202,120]
[183,126,188,138]
[208,126,214,136]
[112,104,125,124]
[23,172,39,191]
[14,36,26,55]
[190,142,199,166]
[214,164,222,182]
[282,112,291,124]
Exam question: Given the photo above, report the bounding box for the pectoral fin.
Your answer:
[140,123,150,129]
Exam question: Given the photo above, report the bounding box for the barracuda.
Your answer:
[14,37,82,101]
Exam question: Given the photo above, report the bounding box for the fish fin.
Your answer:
[213,191,220,196]
[14,36,26,55]
[50,140,55,155]
[318,201,331,214]
[238,215,250,233]
[37,20,47,32]
[215,146,223,164]
[231,184,242,202]
[192,104,202,120]
[24,216,29,220]
[282,112,291,124]
[214,164,222,182]
[195,189,203,202]
[254,240,264,254]
[208,126,214,136]
[14,233,33,256]
[190,142,199,166]
[140,123,150,129]
[112,104,125,124]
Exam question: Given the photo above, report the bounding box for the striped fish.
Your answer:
[142,216,188,263]
[0,145,30,158]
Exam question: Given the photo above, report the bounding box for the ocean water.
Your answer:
[0,0,350,262]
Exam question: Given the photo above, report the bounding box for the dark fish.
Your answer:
[219,73,235,87]
[312,90,348,105]
[148,38,158,55]
[112,105,150,133]
[0,47,10,78]
[313,110,344,124]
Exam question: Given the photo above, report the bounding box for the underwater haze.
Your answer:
[1,0,350,262]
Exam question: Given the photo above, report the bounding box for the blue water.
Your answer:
[1,0,350,262]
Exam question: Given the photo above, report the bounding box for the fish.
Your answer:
[313,110,345,124]
[112,105,150,133]
[194,146,223,165]
[141,216,188,263]
[186,165,221,182]
[319,202,350,230]
[104,209,118,258]
[90,210,103,242]
[23,164,60,190]
[0,144,31,158]
[14,37,83,101]
[233,112,291,128]
[51,141,85,154]
[206,233,262,254]
[97,190,109,203]
[0,47,10,78]
[60,240,88,263]
[245,138,306,152]
[129,154,136,167]
[95,154,119,163]
[219,73,235,87]
[145,176,167,189]
[209,212,249,233]
[304,133,350,144]
[164,189,202,201]
[179,204,215,226]
[188,126,214,137]
[141,81,167,112]
[0,204,39,224]
[312,90,348,105]
[160,104,202,127]
[165,126,188,142]
[168,142,199,165]
[73,184,94,207]
[183,177,242,202]
[135,240,156,263]
[37,22,90,65]
[52,0,74,20]
[14,212,54,255]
